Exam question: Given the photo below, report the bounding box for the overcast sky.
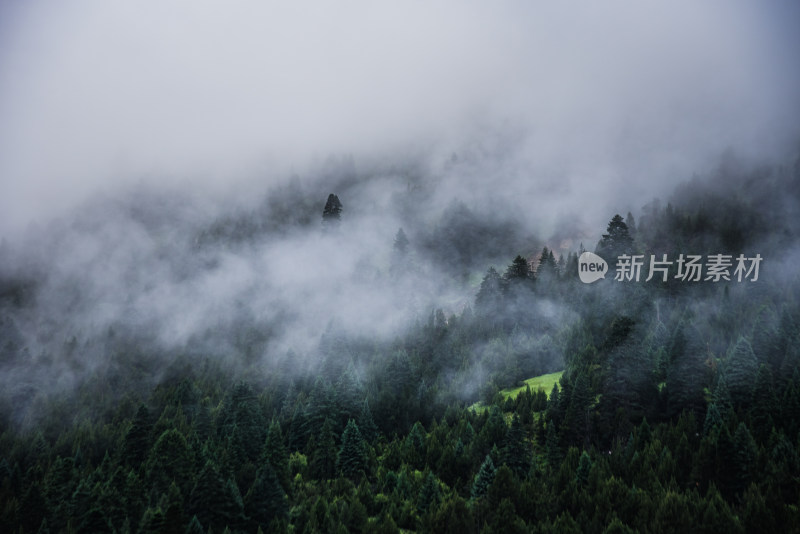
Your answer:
[1,1,799,235]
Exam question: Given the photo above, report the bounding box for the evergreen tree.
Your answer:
[506,255,533,284]
[536,248,558,284]
[145,429,194,497]
[596,214,634,262]
[475,267,504,317]
[750,364,778,442]
[545,423,562,468]
[666,325,708,416]
[471,454,496,500]
[732,423,757,496]
[309,418,337,480]
[575,451,592,487]
[393,228,409,256]
[185,515,204,534]
[727,337,758,408]
[188,460,247,532]
[357,399,379,445]
[702,403,723,437]
[245,464,288,529]
[501,413,530,479]
[262,419,290,494]
[123,404,152,467]
[322,193,343,227]
[19,482,47,533]
[337,419,367,481]
[417,471,441,514]
[625,212,637,237]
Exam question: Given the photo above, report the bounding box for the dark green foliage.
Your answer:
[336,419,367,481]
[666,325,709,416]
[145,429,194,496]
[123,403,152,467]
[417,470,440,514]
[188,460,247,532]
[262,419,290,494]
[727,337,758,408]
[185,515,204,534]
[3,163,800,533]
[471,454,496,501]
[476,266,503,317]
[502,413,531,478]
[308,418,337,480]
[575,451,592,487]
[245,464,288,529]
[358,399,379,444]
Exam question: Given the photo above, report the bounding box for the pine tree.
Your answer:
[337,419,367,481]
[309,418,337,480]
[727,337,758,408]
[185,515,204,534]
[596,214,634,262]
[506,255,532,283]
[536,248,558,284]
[245,464,288,529]
[502,413,530,479]
[749,364,778,442]
[666,325,708,416]
[471,454,496,500]
[702,403,723,437]
[357,399,379,445]
[732,423,757,496]
[262,419,290,494]
[545,423,562,468]
[475,266,504,317]
[417,471,441,514]
[145,429,194,497]
[220,382,266,463]
[188,460,247,532]
[575,451,592,487]
[123,404,152,468]
[322,194,343,227]
[625,212,637,237]
[393,228,409,256]
[19,482,48,533]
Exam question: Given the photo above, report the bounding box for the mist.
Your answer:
[1,1,800,422]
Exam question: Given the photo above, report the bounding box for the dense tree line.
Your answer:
[1,156,800,532]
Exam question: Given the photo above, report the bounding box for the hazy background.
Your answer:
[2,1,799,235]
[1,1,800,412]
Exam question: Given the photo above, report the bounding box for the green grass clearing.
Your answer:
[501,371,563,400]
[470,370,563,412]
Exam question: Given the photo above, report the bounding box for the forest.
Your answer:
[1,150,799,533]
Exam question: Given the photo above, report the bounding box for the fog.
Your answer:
[1,1,800,416]
[3,2,799,232]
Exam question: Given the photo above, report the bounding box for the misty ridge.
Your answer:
[1,142,799,428]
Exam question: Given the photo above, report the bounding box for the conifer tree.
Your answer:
[417,471,441,514]
[727,337,758,408]
[322,194,343,227]
[262,419,290,494]
[245,464,288,529]
[337,419,367,481]
[502,413,530,479]
[471,454,496,500]
[357,399,379,445]
[309,418,337,480]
